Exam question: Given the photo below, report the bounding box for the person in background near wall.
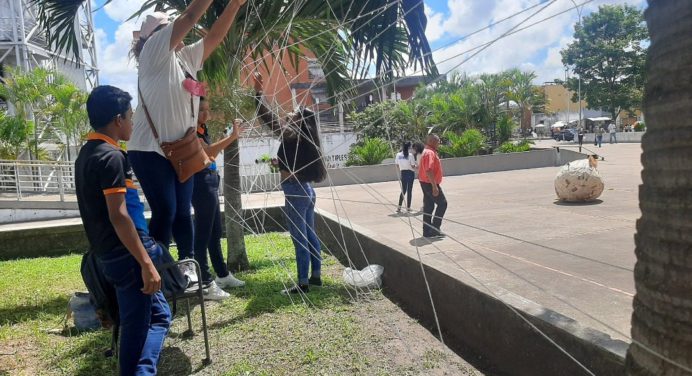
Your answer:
[418,134,447,238]
[577,126,585,148]
[595,125,605,148]
[127,0,246,283]
[608,122,617,144]
[192,97,245,301]
[395,141,417,213]
[253,73,327,295]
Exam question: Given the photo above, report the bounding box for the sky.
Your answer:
[92,0,648,102]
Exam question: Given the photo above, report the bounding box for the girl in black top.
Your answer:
[253,73,327,295]
[191,97,245,300]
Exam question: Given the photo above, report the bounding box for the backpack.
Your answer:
[80,251,119,327]
[80,250,119,356]
[156,243,189,299]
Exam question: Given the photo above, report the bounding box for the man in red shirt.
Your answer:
[418,134,447,238]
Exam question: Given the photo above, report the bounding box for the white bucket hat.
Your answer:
[137,12,170,40]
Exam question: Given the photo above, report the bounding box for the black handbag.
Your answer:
[156,244,188,299]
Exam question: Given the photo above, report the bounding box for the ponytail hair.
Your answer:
[129,25,166,63]
[402,141,411,158]
[292,107,327,183]
[130,37,147,63]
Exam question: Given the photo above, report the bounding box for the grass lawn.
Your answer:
[0,232,479,375]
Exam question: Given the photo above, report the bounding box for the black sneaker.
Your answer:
[281,284,309,295]
[308,277,322,286]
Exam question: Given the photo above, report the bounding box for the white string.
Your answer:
[176,0,688,372]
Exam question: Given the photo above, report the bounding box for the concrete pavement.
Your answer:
[312,141,641,342]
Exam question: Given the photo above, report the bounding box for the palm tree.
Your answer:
[34,0,438,271]
[0,67,51,160]
[506,69,538,132]
[48,76,88,161]
[625,2,692,375]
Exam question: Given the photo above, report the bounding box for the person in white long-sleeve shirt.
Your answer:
[395,141,417,212]
[608,123,617,144]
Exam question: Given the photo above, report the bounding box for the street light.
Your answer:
[569,0,583,128]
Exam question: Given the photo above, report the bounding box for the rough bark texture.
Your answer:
[626,1,692,375]
[224,140,250,272]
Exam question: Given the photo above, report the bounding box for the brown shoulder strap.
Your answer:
[138,83,159,140]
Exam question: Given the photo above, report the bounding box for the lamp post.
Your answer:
[570,0,583,128]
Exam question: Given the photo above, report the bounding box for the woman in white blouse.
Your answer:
[395,141,417,212]
[127,0,245,273]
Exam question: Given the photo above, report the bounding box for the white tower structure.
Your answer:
[0,0,99,90]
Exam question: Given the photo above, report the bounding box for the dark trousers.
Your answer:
[191,170,229,284]
[420,182,447,237]
[129,151,194,259]
[98,237,171,376]
[398,170,415,209]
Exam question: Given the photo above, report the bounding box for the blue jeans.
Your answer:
[398,170,415,209]
[98,237,171,376]
[191,170,229,284]
[282,181,321,285]
[596,135,603,147]
[129,151,194,259]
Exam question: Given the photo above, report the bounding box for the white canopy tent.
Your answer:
[551,121,567,128]
[587,117,611,122]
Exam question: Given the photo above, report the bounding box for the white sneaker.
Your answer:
[179,261,198,285]
[203,281,230,301]
[215,274,245,288]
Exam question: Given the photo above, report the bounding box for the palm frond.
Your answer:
[31,0,109,64]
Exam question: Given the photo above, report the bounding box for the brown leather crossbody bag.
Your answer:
[138,85,210,183]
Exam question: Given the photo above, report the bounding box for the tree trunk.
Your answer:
[66,137,71,162]
[224,139,250,272]
[625,2,692,375]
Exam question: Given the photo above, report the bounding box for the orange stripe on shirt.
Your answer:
[103,187,126,195]
[125,179,136,189]
[87,133,120,148]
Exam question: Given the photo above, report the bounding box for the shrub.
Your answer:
[438,129,486,158]
[346,138,393,166]
[497,115,516,144]
[498,139,534,153]
[633,122,645,131]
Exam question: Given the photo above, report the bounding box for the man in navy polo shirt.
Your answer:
[75,85,170,375]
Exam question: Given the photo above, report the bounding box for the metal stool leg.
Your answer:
[193,261,212,364]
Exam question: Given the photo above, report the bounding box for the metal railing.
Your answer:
[0,159,74,201]
[0,160,284,201]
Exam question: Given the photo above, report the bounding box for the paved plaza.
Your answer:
[307,141,641,342]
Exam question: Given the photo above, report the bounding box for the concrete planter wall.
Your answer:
[1,149,586,222]
[315,209,628,376]
[0,206,286,260]
[251,148,586,191]
[582,131,644,143]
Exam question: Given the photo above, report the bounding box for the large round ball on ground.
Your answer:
[554,157,604,202]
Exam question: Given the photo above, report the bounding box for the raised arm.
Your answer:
[252,72,296,139]
[171,0,214,51]
[204,119,241,158]
[202,0,246,62]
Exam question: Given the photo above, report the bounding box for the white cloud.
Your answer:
[423,0,647,84]
[96,19,150,105]
[424,5,446,42]
[103,0,148,23]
